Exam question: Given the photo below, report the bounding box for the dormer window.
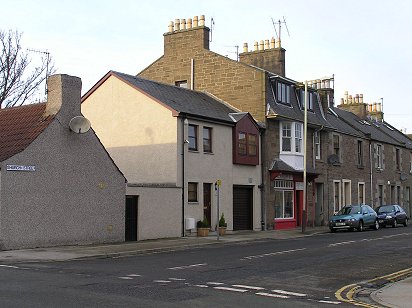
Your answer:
[299,89,313,111]
[276,81,291,105]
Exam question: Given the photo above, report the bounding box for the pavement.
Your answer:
[0,226,410,307]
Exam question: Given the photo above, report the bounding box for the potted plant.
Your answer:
[218,213,227,236]
[197,217,209,237]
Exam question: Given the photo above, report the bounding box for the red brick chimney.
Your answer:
[239,38,286,76]
[164,15,210,56]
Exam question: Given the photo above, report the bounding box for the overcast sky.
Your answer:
[3,0,412,132]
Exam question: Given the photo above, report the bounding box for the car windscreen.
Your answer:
[338,206,361,215]
[376,205,394,213]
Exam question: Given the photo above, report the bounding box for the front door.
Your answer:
[203,183,212,227]
[125,195,138,241]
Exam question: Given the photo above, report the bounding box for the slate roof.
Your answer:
[326,109,364,138]
[265,74,333,129]
[269,159,318,175]
[91,71,240,124]
[0,103,54,162]
[376,121,412,150]
[333,107,402,146]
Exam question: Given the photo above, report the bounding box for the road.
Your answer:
[0,226,411,307]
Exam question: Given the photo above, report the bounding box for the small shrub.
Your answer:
[219,213,227,228]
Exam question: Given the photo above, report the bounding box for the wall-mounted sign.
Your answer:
[6,165,36,172]
[295,182,304,191]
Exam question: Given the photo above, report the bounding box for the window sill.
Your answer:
[357,165,364,169]
[188,150,199,153]
[188,201,199,205]
[203,151,214,155]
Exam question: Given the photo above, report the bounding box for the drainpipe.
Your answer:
[190,59,194,90]
[182,117,189,236]
[260,127,266,230]
[369,139,373,207]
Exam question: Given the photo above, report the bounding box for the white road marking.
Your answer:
[232,284,265,290]
[256,292,289,299]
[241,248,306,260]
[214,286,249,293]
[127,274,141,277]
[194,284,209,288]
[153,280,171,283]
[206,282,225,285]
[318,300,341,304]
[0,265,19,269]
[328,241,356,247]
[272,289,307,297]
[168,263,207,270]
[118,277,133,280]
[168,278,186,281]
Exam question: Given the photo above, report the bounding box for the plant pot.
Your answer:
[197,228,209,237]
[218,227,227,236]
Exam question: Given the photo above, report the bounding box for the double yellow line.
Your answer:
[335,268,412,307]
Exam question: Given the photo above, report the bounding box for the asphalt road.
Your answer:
[0,226,411,307]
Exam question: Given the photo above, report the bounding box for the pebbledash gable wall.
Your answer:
[139,16,268,122]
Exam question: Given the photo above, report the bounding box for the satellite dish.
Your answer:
[69,116,91,134]
[327,154,339,165]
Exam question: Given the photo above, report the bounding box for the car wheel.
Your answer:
[392,219,397,228]
[358,221,364,232]
[330,228,336,233]
[404,218,408,227]
[373,220,379,230]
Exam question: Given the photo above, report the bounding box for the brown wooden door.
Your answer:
[203,183,212,227]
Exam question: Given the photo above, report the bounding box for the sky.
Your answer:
[3,0,412,132]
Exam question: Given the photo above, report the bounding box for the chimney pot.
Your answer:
[317,79,321,89]
[243,43,248,53]
[378,102,382,112]
[340,98,344,105]
[168,21,174,32]
[180,19,186,30]
[265,39,270,50]
[253,41,259,51]
[187,18,192,29]
[360,94,364,104]
[193,15,199,27]
[199,15,205,26]
[174,19,180,31]
[276,38,281,48]
[259,40,264,51]
[373,102,377,112]
[270,37,275,48]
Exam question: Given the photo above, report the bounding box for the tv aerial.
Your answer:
[69,116,91,134]
[271,16,290,42]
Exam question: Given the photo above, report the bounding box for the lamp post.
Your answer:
[302,80,308,233]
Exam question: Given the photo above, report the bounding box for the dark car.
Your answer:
[329,204,379,232]
[375,205,408,228]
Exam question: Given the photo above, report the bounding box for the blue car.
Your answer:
[329,205,379,232]
[375,205,408,228]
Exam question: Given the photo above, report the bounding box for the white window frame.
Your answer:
[314,131,320,159]
[280,121,303,155]
[357,140,363,167]
[295,123,302,153]
[376,144,383,169]
[333,180,341,212]
[277,81,291,104]
[274,189,294,219]
[358,182,365,205]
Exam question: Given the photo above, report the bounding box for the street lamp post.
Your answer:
[302,81,308,233]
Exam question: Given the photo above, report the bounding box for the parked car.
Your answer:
[329,204,379,232]
[375,205,408,228]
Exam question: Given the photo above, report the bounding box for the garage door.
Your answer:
[233,186,253,230]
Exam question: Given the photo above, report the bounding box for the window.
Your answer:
[188,182,198,202]
[281,122,303,154]
[314,131,320,159]
[248,134,257,156]
[333,181,341,212]
[276,81,291,104]
[295,123,302,153]
[378,185,383,206]
[274,190,294,218]
[376,144,383,169]
[333,134,340,159]
[358,182,365,205]
[282,123,291,151]
[188,125,198,151]
[300,90,313,110]
[238,132,247,155]
[175,80,188,88]
[203,127,212,153]
[395,148,400,170]
[410,153,412,173]
[238,132,257,156]
[357,140,363,167]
